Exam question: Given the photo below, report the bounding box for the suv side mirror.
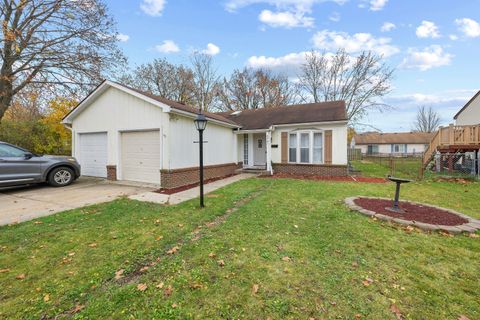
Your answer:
[24,152,34,160]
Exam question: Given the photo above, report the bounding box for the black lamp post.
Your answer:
[194,112,208,208]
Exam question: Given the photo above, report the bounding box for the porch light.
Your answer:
[194,113,208,131]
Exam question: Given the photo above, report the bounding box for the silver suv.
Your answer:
[0,141,81,188]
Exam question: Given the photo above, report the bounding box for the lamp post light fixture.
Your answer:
[194,112,208,208]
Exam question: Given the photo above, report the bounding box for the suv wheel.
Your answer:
[48,167,74,187]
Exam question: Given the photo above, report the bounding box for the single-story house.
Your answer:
[62,80,348,189]
[352,132,434,156]
[454,90,480,126]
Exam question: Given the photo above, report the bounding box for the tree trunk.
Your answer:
[0,72,14,122]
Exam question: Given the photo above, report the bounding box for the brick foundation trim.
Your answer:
[161,163,242,189]
[272,163,348,177]
[106,165,117,181]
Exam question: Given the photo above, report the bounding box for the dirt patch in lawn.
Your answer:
[354,197,468,226]
[261,173,386,183]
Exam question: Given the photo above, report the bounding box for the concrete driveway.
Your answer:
[0,177,155,226]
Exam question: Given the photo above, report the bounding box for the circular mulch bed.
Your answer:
[344,196,480,234]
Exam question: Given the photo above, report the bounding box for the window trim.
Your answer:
[287,130,325,165]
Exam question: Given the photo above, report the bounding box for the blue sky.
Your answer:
[108,0,480,132]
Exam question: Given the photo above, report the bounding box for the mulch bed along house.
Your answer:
[345,196,480,234]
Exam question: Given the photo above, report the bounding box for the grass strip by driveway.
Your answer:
[1,177,479,319]
[0,178,270,319]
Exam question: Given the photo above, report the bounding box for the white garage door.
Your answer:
[121,130,161,184]
[78,132,108,177]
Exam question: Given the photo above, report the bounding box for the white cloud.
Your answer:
[259,10,314,28]
[449,34,459,41]
[154,40,180,53]
[224,0,346,13]
[455,18,480,38]
[140,0,166,16]
[369,0,388,11]
[401,45,453,71]
[416,20,441,38]
[380,22,396,32]
[201,43,221,56]
[116,33,130,42]
[247,51,308,76]
[329,12,340,22]
[312,30,399,57]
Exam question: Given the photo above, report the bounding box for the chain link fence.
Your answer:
[426,152,480,179]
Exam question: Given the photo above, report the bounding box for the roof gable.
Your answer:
[454,90,480,120]
[63,80,238,128]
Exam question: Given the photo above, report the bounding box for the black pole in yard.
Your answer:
[199,129,204,208]
[194,113,208,208]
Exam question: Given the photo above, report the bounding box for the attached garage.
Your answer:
[120,130,161,184]
[78,132,108,177]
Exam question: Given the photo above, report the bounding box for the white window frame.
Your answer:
[288,130,325,165]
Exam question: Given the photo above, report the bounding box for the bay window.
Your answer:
[300,133,310,163]
[288,133,297,162]
[288,131,324,164]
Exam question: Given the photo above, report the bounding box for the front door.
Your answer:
[253,133,266,166]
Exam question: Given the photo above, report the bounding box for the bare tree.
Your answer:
[413,105,441,132]
[0,0,125,121]
[190,53,219,111]
[217,68,299,111]
[120,59,195,104]
[299,49,394,124]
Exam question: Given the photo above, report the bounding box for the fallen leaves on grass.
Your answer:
[281,256,291,262]
[217,259,225,267]
[139,266,149,272]
[251,284,259,295]
[88,243,97,248]
[362,277,374,287]
[43,294,50,302]
[390,304,404,320]
[208,252,216,258]
[458,316,470,320]
[164,285,173,297]
[156,282,164,289]
[355,314,362,319]
[34,221,43,225]
[16,273,26,280]
[167,246,179,255]
[70,304,85,314]
[114,269,124,280]
[68,252,75,257]
[190,283,203,290]
[352,261,359,268]
[137,283,148,292]
[155,235,164,241]
[468,233,479,238]
[0,268,10,273]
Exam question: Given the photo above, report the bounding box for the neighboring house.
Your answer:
[454,90,480,125]
[62,80,348,189]
[352,132,434,156]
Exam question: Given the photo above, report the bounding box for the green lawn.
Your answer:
[1,178,479,319]
[351,158,423,180]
